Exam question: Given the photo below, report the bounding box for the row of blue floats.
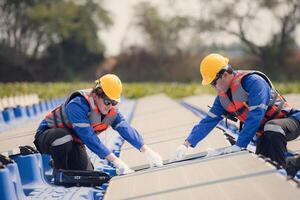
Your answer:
[0,96,137,200]
[0,97,66,132]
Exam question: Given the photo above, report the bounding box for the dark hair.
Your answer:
[215,65,234,80]
[225,64,234,74]
[92,87,107,98]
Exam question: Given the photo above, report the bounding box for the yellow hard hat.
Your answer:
[95,74,122,102]
[199,53,229,85]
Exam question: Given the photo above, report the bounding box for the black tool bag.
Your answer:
[19,145,39,155]
[53,169,111,187]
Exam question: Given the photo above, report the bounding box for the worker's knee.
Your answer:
[50,136,73,154]
[50,134,73,147]
[264,120,285,134]
[47,128,74,151]
[263,121,286,140]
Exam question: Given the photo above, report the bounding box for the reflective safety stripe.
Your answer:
[249,104,268,111]
[264,124,285,135]
[51,135,73,146]
[207,111,218,118]
[114,121,126,129]
[218,70,291,135]
[45,89,117,143]
[73,123,90,128]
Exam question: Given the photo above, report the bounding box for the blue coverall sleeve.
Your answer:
[65,97,111,159]
[236,75,271,148]
[186,97,225,147]
[111,112,144,150]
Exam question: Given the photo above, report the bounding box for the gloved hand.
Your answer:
[204,148,223,158]
[113,158,134,175]
[143,145,163,167]
[170,144,189,162]
[222,145,242,154]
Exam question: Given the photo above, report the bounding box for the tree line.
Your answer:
[114,0,300,82]
[0,0,111,81]
[1,0,300,82]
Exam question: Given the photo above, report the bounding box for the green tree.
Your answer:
[195,0,300,78]
[134,1,192,56]
[0,0,112,81]
[31,0,112,80]
[113,2,200,82]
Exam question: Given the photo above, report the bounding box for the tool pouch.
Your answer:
[53,169,111,187]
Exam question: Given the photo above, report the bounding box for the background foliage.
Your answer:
[0,0,300,86]
[1,82,300,100]
[0,0,112,82]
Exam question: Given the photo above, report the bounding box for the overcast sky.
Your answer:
[99,0,211,56]
[99,0,300,56]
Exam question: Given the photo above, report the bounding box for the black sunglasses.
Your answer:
[211,69,226,87]
[103,98,118,106]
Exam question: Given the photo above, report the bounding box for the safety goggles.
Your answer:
[211,69,226,87]
[103,98,118,106]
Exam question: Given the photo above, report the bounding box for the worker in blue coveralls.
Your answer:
[171,53,300,176]
[34,74,163,175]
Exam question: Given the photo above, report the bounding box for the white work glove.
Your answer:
[143,146,163,167]
[113,158,134,175]
[204,148,223,158]
[222,145,242,154]
[170,144,189,162]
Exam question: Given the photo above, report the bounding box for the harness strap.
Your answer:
[52,108,59,128]
[59,106,70,128]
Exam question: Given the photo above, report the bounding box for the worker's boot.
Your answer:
[286,156,300,178]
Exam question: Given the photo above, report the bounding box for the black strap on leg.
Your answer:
[0,154,14,164]
[19,145,39,155]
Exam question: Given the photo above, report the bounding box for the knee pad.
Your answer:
[50,134,73,155]
[50,140,73,154]
[263,122,286,141]
[51,134,73,146]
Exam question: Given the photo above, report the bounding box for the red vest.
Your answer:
[45,89,117,143]
[218,71,291,135]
